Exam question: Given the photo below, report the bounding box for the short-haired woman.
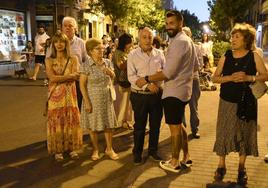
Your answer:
[80,38,119,161]
[212,23,268,185]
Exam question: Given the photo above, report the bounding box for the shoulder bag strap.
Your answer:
[47,57,71,100]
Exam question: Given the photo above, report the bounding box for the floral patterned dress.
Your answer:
[47,58,82,154]
[80,56,118,131]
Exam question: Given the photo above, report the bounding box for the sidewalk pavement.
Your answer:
[0,79,268,188]
[129,91,268,188]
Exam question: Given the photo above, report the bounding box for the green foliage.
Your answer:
[207,0,257,32]
[87,0,165,32]
[209,19,229,41]
[212,40,231,58]
[87,0,130,21]
[181,10,201,39]
[127,0,165,31]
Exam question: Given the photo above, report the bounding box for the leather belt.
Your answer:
[131,88,155,95]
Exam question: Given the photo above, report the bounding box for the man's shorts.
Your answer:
[35,55,46,64]
[162,97,189,125]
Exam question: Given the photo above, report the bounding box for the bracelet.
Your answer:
[145,75,150,83]
[252,76,256,82]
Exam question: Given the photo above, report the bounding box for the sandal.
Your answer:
[69,151,79,159]
[214,167,226,181]
[55,153,64,162]
[29,77,36,81]
[105,149,119,160]
[122,121,133,130]
[237,168,248,185]
[91,150,100,161]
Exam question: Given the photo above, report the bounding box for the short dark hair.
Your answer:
[38,23,45,29]
[166,10,183,21]
[117,33,132,51]
[153,36,162,49]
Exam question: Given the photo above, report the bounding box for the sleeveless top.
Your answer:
[220,50,257,103]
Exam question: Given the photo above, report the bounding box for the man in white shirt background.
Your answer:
[30,24,50,80]
[61,16,87,110]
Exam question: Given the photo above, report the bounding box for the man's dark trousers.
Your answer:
[130,91,163,157]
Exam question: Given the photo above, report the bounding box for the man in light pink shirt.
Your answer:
[136,10,198,173]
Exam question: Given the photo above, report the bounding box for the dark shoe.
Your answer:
[264,154,268,163]
[214,167,226,181]
[237,168,248,185]
[180,159,193,169]
[134,155,143,166]
[192,132,200,139]
[148,153,162,161]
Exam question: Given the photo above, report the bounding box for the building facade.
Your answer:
[246,0,268,50]
[0,0,36,59]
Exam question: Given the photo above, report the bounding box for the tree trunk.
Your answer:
[111,17,116,34]
[229,17,234,29]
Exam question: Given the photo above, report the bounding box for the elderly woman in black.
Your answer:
[212,23,268,185]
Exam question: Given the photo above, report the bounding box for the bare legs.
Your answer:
[104,129,113,151]
[217,155,226,169]
[238,155,246,170]
[30,63,41,80]
[89,129,118,160]
[215,154,248,184]
[169,124,190,167]
[216,154,246,169]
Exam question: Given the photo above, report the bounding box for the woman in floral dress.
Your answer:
[80,38,118,161]
[45,32,82,161]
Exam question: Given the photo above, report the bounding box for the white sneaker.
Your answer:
[159,160,181,173]
[44,79,48,86]
[264,154,268,163]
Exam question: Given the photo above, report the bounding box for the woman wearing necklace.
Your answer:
[212,23,268,185]
[80,38,119,161]
[45,32,82,162]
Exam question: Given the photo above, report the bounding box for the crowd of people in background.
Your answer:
[8,10,268,186]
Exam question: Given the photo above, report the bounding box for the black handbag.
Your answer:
[236,87,257,122]
[235,52,257,122]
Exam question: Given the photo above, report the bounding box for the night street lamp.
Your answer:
[203,24,209,33]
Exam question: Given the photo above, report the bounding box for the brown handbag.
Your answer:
[249,81,268,99]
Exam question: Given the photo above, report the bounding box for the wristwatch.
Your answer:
[145,75,150,83]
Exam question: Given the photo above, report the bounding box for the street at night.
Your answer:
[1,0,268,187]
[0,75,268,187]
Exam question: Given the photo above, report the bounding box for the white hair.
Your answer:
[182,26,192,37]
[62,16,78,29]
[138,27,153,39]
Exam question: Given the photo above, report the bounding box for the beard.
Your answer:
[166,28,179,38]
